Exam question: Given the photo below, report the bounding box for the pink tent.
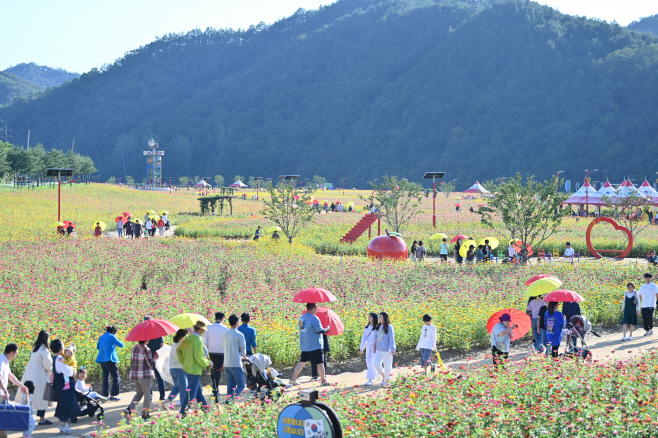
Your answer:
[463,181,490,194]
[563,179,604,206]
[638,179,658,198]
[610,179,646,203]
[596,179,617,198]
[229,180,248,189]
[194,179,209,187]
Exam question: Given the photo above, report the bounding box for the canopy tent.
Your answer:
[463,181,490,194]
[563,179,604,206]
[229,180,248,188]
[194,179,210,187]
[638,179,658,198]
[610,179,646,203]
[596,179,617,199]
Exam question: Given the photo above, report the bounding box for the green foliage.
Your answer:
[311,175,326,189]
[479,173,568,261]
[628,14,658,36]
[1,142,95,179]
[178,176,188,187]
[3,62,79,88]
[125,175,135,185]
[0,1,657,185]
[233,175,244,184]
[0,72,41,106]
[261,183,316,243]
[213,174,224,187]
[361,175,424,233]
[439,181,455,198]
[106,176,116,184]
[0,142,10,178]
[247,175,257,188]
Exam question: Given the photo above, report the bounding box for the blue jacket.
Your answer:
[544,311,565,347]
[375,325,396,353]
[95,332,124,363]
[237,324,257,355]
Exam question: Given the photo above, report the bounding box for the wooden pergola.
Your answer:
[198,188,236,216]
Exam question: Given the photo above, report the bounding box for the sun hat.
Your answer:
[193,321,208,331]
[499,313,511,322]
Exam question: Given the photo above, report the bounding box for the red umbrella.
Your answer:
[125,319,179,342]
[524,274,559,287]
[122,212,133,217]
[487,309,531,339]
[455,203,462,207]
[513,241,534,257]
[115,216,125,223]
[544,289,584,303]
[478,204,484,207]
[63,220,76,230]
[450,234,468,243]
[292,287,337,304]
[302,307,344,336]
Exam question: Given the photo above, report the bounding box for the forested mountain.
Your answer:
[3,63,79,89]
[1,0,657,189]
[0,72,42,106]
[628,14,658,36]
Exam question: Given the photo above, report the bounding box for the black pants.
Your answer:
[552,346,560,358]
[492,346,508,366]
[36,409,46,418]
[152,367,165,401]
[642,307,655,331]
[100,361,120,397]
[209,353,224,403]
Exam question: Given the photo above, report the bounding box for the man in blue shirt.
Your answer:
[237,313,257,356]
[289,304,333,386]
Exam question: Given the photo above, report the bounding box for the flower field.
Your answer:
[0,236,643,379]
[97,351,658,437]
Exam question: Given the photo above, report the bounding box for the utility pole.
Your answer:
[255,177,263,201]
[340,178,347,195]
[423,172,446,228]
[27,129,30,149]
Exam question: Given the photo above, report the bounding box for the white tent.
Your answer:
[194,179,209,187]
[611,179,646,203]
[229,180,248,189]
[596,179,617,198]
[638,179,658,198]
[463,181,490,194]
[563,179,604,206]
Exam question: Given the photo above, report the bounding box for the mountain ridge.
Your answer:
[0,0,657,189]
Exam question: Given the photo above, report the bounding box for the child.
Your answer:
[476,245,485,263]
[76,368,107,401]
[439,238,449,262]
[466,245,476,264]
[415,314,437,371]
[61,344,77,390]
[20,380,36,438]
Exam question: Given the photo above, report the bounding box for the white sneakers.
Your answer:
[58,424,72,434]
[364,380,374,386]
[651,330,654,336]
[622,336,633,341]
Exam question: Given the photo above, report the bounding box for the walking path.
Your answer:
[8,329,657,438]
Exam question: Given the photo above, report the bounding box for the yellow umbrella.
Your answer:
[132,219,144,225]
[53,222,66,227]
[459,239,477,257]
[161,211,170,216]
[479,237,499,250]
[148,214,161,221]
[169,313,212,329]
[147,210,157,215]
[264,226,282,233]
[429,233,448,240]
[525,277,562,298]
[93,221,107,231]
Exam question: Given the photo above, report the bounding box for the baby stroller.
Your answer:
[76,391,104,420]
[243,353,281,401]
[563,315,594,360]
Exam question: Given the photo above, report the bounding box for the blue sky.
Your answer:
[2,0,657,73]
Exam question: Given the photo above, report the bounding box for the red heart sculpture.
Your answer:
[585,217,633,259]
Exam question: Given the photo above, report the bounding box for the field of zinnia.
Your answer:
[97,351,658,437]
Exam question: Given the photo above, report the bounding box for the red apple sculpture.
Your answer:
[367,235,408,260]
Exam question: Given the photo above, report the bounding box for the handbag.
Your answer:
[0,399,30,432]
[43,382,58,402]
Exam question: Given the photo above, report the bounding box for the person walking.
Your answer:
[95,326,123,400]
[145,219,153,238]
[145,320,166,403]
[223,314,247,403]
[164,329,187,406]
[150,219,157,237]
[537,301,549,354]
[415,241,427,263]
[490,314,517,366]
[51,339,80,434]
[544,302,565,357]
[177,321,210,415]
[410,241,418,262]
[162,213,169,230]
[527,296,545,353]
[94,222,102,238]
[415,314,437,371]
[454,238,463,264]
[125,340,157,420]
[373,312,396,387]
[1,344,29,401]
[125,220,133,239]
[311,334,331,381]
[204,312,228,403]
[360,313,378,386]
[134,221,142,239]
[15,331,52,425]
[237,313,257,356]
[289,304,332,386]
[157,218,165,237]
[639,273,657,336]
[622,283,640,341]
[116,218,124,238]
[439,238,449,262]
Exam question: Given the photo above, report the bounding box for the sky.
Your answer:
[2,0,657,74]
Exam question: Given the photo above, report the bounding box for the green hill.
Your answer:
[628,14,658,36]
[0,0,657,188]
[0,72,42,106]
[3,63,79,89]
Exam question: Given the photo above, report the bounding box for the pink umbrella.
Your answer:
[292,287,337,304]
[302,307,344,336]
[524,274,559,287]
[544,289,584,303]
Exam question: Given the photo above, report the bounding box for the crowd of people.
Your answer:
[114,213,170,239]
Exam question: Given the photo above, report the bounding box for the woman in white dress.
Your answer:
[16,330,53,425]
[360,313,378,386]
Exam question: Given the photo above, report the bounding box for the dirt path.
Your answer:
[9,329,657,438]
[104,225,177,239]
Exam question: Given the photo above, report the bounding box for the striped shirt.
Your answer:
[128,344,155,380]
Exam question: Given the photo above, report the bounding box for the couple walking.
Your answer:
[359,312,396,387]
